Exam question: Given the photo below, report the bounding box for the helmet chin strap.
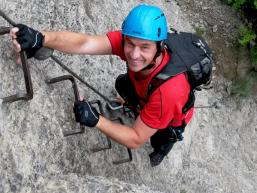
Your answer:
[139,60,156,71]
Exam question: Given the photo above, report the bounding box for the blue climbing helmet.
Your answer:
[122,4,168,41]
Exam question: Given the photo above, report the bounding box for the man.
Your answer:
[11,4,194,166]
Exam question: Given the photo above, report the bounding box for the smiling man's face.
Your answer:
[123,36,157,72]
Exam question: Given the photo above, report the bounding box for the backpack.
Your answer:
[147,29,214,113]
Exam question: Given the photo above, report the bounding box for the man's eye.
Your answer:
[142,46,149,50]
[125,42,133,47]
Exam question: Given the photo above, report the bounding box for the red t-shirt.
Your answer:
[107,31,194,129]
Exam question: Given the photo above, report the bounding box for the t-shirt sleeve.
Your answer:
[106,31,126,61]
[140,74,193,129]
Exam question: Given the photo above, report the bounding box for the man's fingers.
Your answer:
[10,27,22,52]
[116,96,125,104]
[79,95,84,101]
[15,52,22,64]
[10,27,19,37]
[12,39,21,52]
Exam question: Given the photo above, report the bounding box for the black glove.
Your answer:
[15,24,44,58]
[73,100,100,127]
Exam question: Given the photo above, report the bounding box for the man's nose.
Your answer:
[130,47,140,59]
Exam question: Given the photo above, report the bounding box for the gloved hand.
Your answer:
[15,24,44,58]
[73,100,100,127]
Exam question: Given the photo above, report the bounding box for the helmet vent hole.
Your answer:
[154,16,161,20]
[157,28,161,37]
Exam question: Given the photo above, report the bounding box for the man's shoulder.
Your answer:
[107,30,122,41]
[106,30,126,60]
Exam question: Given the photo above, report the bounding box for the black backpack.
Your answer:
[147,29,214,113]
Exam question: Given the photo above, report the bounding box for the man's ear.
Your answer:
[156,41,164,55]
[160,41,165,50]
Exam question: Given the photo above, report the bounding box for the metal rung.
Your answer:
[45,75,85,136]
[90,103,133,164]
[109,117,132,165]
[0,10,34,103]
[90,100,112,152]
[0,26,11,35]
[1,51,33,103]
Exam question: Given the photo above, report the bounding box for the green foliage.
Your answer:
[231,77,254,96]
[239,26,257,70]
[222,0,245,9]
[231,72,257,96]
[238,26,256,46]
[233,0,246,9]
[251,0,257,9]
[195,27,205,37]
[222,0,257,9]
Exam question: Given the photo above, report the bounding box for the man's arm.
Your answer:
[73,100,157,149]
[10,26,113,56]
[96,115,157,149]
[43,31,113,55]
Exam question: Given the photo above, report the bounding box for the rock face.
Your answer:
[0,1,257,193]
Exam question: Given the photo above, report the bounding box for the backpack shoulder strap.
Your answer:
[146,32,196,113]
[160,32,188,77]
[147,32,187,97]
[147,72,195,114]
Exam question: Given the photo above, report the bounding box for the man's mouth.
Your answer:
[129,59,143,66]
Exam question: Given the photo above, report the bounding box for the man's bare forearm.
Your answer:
[96,116,142,149]
[42,31,89,54]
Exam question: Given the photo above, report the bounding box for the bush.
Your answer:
[231,75,255,96]
[195,27,205,37]
[238,26,256,46]
[238,26,257,68]
[223,0,257,9]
